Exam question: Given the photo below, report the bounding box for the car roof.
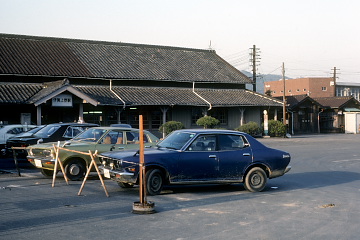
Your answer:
[0,124,37,129]
[45,122,99,127]
[90,126,143,131]
[174,129,243,134]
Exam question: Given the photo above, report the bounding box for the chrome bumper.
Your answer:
[98,166,135,178]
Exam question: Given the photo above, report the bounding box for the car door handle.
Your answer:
[145,146,152,148]
[209,155,217,158]
[243,153,251,156]
[118,147,125,150]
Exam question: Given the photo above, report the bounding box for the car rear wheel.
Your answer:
[244,167,267,192]
[40,169,54,178]
[145,169,164,195]
[64,159,86,181]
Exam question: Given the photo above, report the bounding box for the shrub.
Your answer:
[196,116,220,129]
[159,121,185,136]
[235,121,261,136]
[268,120,286,137]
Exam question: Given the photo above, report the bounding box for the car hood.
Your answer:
[100,147,172,160]
[8,136,41,142]
[27,141,96,149]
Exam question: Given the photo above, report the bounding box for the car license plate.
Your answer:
[103,168,110,178]
[35,159,42,167]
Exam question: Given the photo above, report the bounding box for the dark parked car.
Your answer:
[1,125,44,157]
[27,127,159,180]
[5,123,98,157]
[100,129,291,195]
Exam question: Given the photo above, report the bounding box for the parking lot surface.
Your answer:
[1,134,360,240]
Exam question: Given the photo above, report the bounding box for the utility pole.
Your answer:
[282,62,286,125]
[331,67,339,97]
[250,45,260,92]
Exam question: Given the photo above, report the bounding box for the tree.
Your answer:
[268,120,286,137]
[265,89,272,97]
[235,121,261,136]
[196,116,220,129]
[159,121,185,136]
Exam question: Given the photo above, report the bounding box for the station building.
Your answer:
[0,34,283,135]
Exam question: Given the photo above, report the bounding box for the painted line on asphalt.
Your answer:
[332,158,360,163]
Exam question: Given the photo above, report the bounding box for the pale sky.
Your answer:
[1,0,359,82]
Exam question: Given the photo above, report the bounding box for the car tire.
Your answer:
[244,167,267,192]
[40,169,54,178]
[117,182,134,188]
[145,169,164,195]
[64,159,86,181]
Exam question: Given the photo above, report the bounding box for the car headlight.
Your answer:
[109,162,115,169]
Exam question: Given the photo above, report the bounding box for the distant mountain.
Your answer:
[242,70,288,94]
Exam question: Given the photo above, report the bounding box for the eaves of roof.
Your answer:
[0,82,42,104]
[0,81,282,108]
[74,85,283,107]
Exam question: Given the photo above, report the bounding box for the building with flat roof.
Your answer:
[264,77,335,98]
[336,82,360,101]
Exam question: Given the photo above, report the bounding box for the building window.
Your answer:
[191,108,203,125]
[322,87,327,91]
[296,89,300,92]
[303,88,307,92]
[192,108,228,125]
[209,108,228,125]
[288,90,292,93]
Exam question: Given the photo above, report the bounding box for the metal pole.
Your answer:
[12,147,21,177]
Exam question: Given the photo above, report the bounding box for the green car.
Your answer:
[27,127,159,180]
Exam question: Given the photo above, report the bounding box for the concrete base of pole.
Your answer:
[132,201,156,214]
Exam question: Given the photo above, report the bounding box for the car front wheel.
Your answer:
[64,159,86,181]
[118,182,134,188]
[41,169,54,178]
[244,167,267,192]
[145,169,164,195]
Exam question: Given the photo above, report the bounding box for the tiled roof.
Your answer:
[284,95,320,109]
[0,81,282,107]
[74,85,283,107]
[313,96,359,109]
[0,82,42,104]
[0,34,252,84]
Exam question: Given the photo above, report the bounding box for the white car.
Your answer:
[0,124,37,147]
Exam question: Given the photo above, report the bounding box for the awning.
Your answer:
[344,108,360,112]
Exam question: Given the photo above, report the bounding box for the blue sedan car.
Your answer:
[100,129,291,195]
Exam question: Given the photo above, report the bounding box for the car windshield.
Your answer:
[72,128,107,142]
[16,126,44,137]
[34,125,61,138]
[157,132,195,150]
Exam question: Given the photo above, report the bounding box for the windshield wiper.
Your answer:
[72,137,96,141]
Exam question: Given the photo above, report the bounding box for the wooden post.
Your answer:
[78,150,109,197]
[139,115,147,204]
[52,143,69,187]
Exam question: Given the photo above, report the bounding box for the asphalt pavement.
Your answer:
[1,134,360,240]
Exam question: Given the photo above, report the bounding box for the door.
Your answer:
[217,134,253,180]
[176,135,218,181]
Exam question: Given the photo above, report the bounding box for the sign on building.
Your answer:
[52,94,73,107]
